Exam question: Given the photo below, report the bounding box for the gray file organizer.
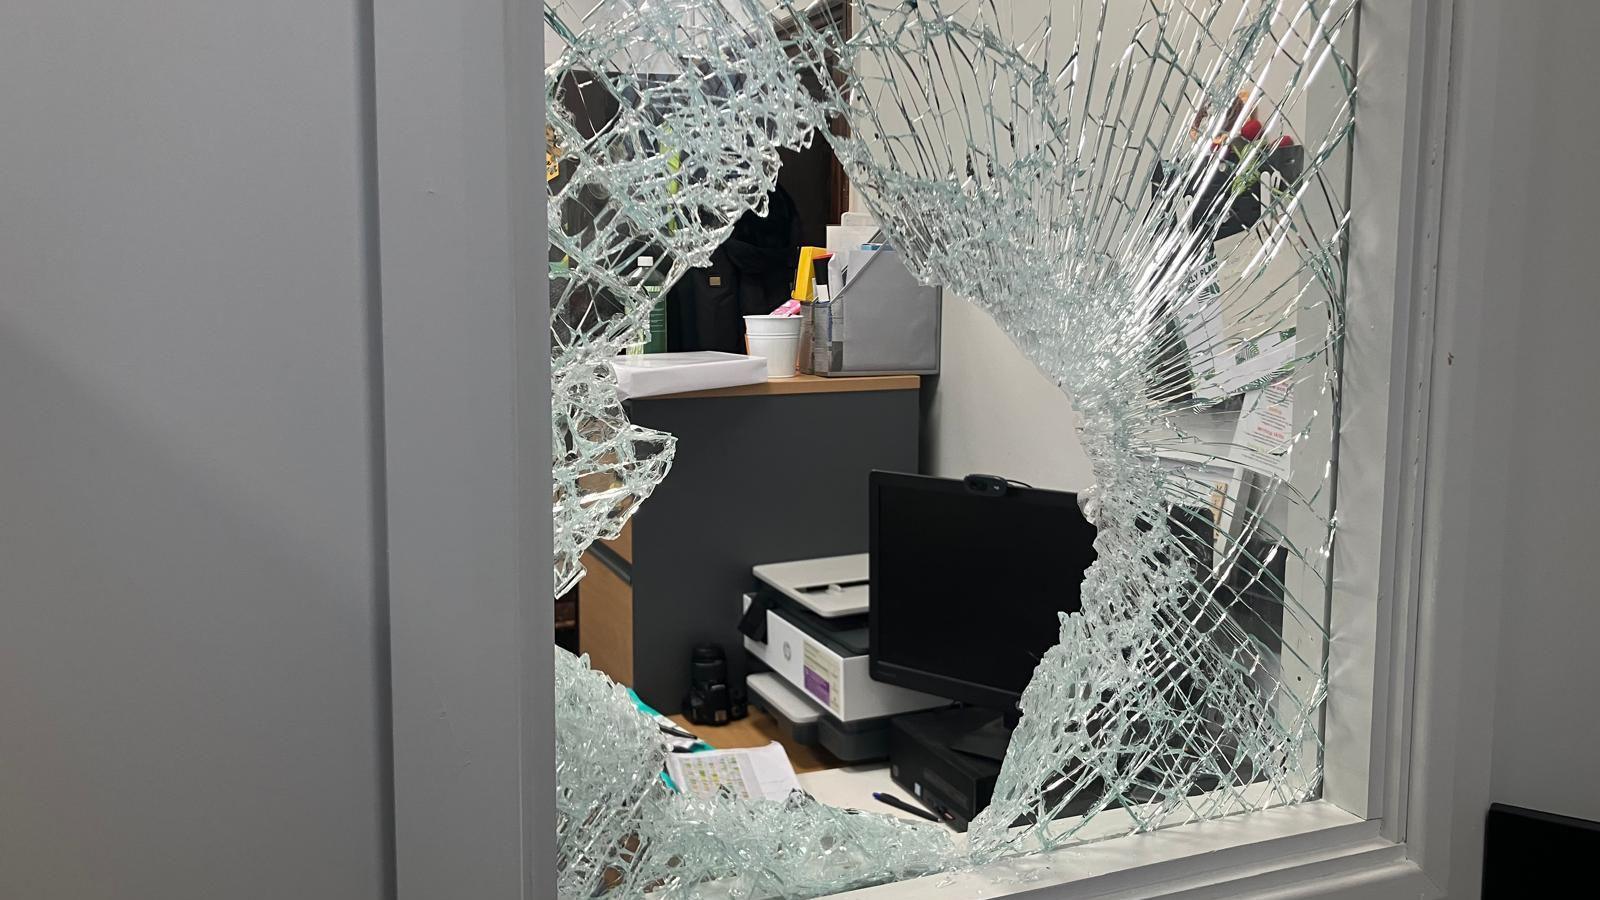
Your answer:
[813,247,941,376]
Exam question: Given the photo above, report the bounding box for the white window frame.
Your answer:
[375,1,1486,897]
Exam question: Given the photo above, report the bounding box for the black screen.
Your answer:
[869,472,1098,709]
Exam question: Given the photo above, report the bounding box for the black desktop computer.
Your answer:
[868,471,1098,830]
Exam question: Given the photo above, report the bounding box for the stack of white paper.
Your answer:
[826,221,883,288]
[665,741,801,801]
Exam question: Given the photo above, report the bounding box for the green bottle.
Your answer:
[634,255,668,354]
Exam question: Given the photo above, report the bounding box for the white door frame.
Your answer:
[373,0,553,897]
[369,0,1503,896]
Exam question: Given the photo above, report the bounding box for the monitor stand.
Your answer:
[946,709,1019,762]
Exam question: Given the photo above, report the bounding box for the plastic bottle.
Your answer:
[631,255,668,354]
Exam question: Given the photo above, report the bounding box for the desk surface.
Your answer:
[795,764,939,826]
[669,708,839,774]
[650,373,920,401]
[670,708,938,825]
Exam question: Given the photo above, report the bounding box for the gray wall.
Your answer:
[1459,1,1600,824]
[1391,3,1600,893]
[923,295,1095,491]
[0,2,390,898]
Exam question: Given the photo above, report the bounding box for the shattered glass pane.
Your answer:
[546,0,821,595]
[548,0,1356,895]
[555,651,956,897]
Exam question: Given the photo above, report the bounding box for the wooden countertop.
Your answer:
[648,373,920,401]
[669,708,842,774]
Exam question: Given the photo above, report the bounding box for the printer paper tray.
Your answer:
[742,594,946,722]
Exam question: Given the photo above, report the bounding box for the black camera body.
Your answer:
[682,643,747,726]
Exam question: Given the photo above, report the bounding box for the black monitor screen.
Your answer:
[869,472,1098,709]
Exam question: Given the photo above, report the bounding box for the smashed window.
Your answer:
[547,1,1356,895]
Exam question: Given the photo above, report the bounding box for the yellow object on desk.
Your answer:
[791,245,828,301]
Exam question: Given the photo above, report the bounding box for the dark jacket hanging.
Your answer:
[668,185,802,353]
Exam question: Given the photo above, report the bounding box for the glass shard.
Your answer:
[554,650,955,897]
[546,0,820,594]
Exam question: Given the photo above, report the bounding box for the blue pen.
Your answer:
[872,791,940,822]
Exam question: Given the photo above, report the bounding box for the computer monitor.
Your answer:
[868,471,1098,711]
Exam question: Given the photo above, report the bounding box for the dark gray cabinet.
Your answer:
[580,375,921,713]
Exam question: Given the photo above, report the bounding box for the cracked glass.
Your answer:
[546,1,1356,895]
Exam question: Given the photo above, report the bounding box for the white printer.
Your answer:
[739,554,947,761]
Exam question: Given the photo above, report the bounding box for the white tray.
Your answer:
[610,351,768,399]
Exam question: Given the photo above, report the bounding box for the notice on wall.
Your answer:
[1234,377,1294,482]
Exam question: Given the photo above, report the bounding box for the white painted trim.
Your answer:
[1318,0,1448,825]
[1388,0,1516,894]
[518,0,1469,896]
[1234,861,1434,900]
[510,0,557,894]
[1362,0,1457,846]
[375,0,551,896]
[833,803,1396,899]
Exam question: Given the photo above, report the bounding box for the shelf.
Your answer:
[646,373,921,400]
